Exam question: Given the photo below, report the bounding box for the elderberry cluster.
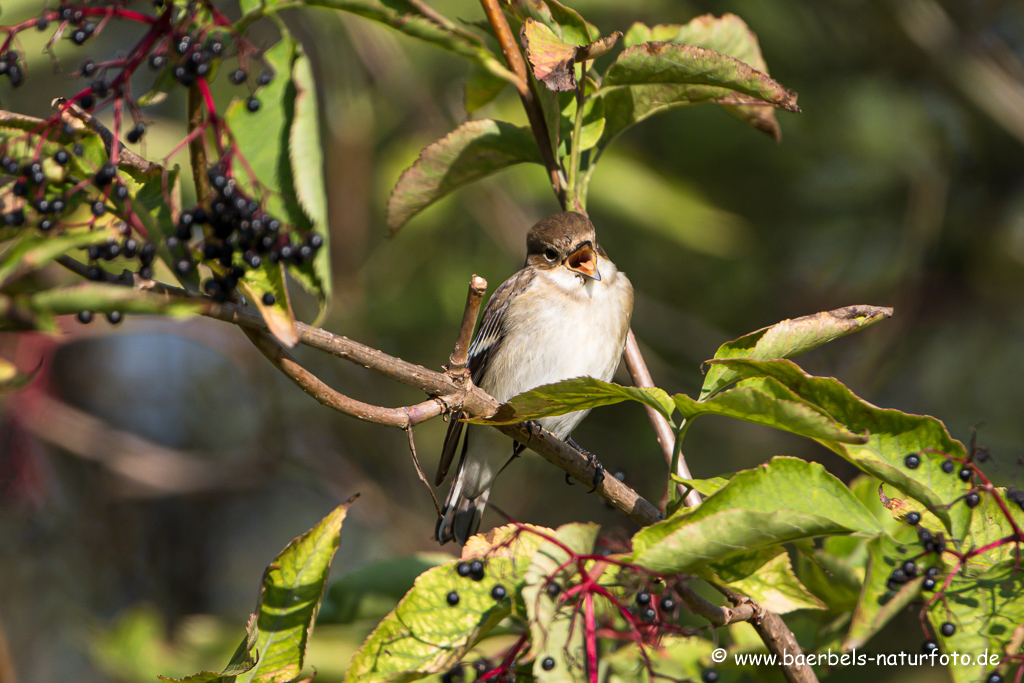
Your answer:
[196,165,321,301]
[0,50,22,87]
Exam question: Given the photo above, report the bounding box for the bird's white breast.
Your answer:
[481,263,633,439]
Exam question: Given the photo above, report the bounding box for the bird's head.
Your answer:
[525,212,605,282]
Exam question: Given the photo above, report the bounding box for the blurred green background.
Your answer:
[1,0,1023,681]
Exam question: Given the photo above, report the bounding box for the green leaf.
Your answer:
[723,552,827,614]
[0,227,113,286]
[606,638,715,683]
[675,379,866,444]
[522,523,599,683]
[466,376,675,425]
[386,119,543,233]
[133,169,195,291]
[794,544,864,612]
[706,358,972,539]
[700,305,893,399]
[960,487,1024,571]
[237,262,297,348]
[501,0,596,47]
[23,282,203,319]
[670,474,732,497]
[631,457,884,573]
[239,498,354,683]
[624,14,784,139]
[522,18,579,92]
[843,532,922,650]
[594,42,799,152]
[247,0,510,81]
[929,566,1023,683]
[559,90,605,155]
[226,35,329,316]
[287,44,332,323]
[464,64,509,113]
[320,554,450,624]
[345,525,547,682]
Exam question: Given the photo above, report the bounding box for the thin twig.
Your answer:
[51,98,158,173]
[448,274,486,380]
[623,330,702,508]
[406,425,441,514]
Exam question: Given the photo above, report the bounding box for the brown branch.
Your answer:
[623,330,702,508]
[714,583,819,683]
[675,581,758,626]
[51,99,158,173]
[244,326,444,429]
[479,0,565,208]
[56,254,665,527]
[448,274,486,381]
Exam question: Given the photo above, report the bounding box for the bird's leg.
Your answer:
[514,420,542,457]
[567,437,605,492]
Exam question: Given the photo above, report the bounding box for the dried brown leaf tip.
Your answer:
[521,19,621,92]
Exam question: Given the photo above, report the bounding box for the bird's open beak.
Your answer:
[566,241,601,281]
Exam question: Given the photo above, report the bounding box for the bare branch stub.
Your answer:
[448,274,487,382]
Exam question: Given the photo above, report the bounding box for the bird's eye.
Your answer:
[543,248,558,262]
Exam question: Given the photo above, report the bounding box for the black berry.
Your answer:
[246,97,260,112]
[541,657,555,671]
[229,68,247,85]
[940,622,955,637]
[175,258,192,274]
[39,219,54,232]
[261,292,276,306]
[639,606,656,622]
[889,568,907,585]
[987,673,1004,683]
[958,467,972,482]
[35,16,48,31]
[635,591,651,606]
[490,585,507,600]
[902,560,917,577]
[81,59,97,77]
[149,53,166,70]
[94,163,117,186]
[446,591,460,606]
[922,577,937,591]
[965,492,981,508]
[922,639,938,653]
[54,150,70,166]
[941,460,955,474]
[258,69,273,86]
[905,511,921,525]
[91,201,106,217]
[544,582,560,598]
[702,669,720,683]
[106,311,123,325]
[456,562,471,577]
[925,566,939,578]
[468,559,484,580]
[904,453,920,469]
[659,595,675,611]
[126,123,145,144]
[76,310,94,324]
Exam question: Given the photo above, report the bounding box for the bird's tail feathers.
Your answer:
[435,474,491,545]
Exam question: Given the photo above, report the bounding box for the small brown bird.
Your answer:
[435,212,634,544]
